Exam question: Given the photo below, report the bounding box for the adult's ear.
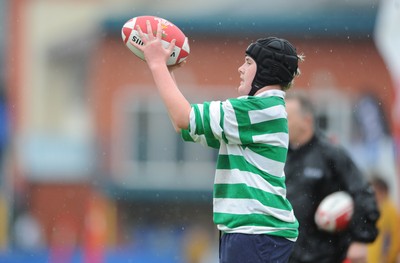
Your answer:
[304,112,315,127]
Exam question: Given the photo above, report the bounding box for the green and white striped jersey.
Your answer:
[181,89,298,241]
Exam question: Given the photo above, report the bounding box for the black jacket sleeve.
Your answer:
[327,145,380,243]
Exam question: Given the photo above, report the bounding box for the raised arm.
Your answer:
[131,20,191,132]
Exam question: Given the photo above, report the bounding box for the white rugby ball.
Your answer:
[314,191,354,233]
[121,15,190,66]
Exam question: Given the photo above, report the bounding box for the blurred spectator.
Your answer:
[49,215,78,263]
[0,191,7,250]
[367,175,400,263]
[13,211,45,251]
[0,86,9,250]
[183,225,217,263]
[0,87,9,186]
[284,91,380,263]
[83,193,115,263]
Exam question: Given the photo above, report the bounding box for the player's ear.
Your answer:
[304,113,314,126]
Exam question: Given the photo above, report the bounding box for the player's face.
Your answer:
[286,99,306,144]
[238,56,257,96]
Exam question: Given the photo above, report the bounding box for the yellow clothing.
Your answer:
[0,194,8,249]
[367,198,400,263]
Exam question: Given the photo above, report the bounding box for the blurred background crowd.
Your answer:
[0,0,400,262]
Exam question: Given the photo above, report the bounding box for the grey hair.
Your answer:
[285,89,315,117]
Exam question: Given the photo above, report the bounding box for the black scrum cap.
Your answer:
[245,37,299,95]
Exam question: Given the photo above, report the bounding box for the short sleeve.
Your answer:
[181,102,221,149]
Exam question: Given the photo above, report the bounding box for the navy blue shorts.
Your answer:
[219,233,295,263]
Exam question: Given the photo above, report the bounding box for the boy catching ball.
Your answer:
[131,20,302,263]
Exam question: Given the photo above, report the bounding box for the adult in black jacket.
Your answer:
[285,91,379,263]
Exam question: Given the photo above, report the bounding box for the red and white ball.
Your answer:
[121,15,190,66]
[314,191,354,233]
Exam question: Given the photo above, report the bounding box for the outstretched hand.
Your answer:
[130,20,176,68]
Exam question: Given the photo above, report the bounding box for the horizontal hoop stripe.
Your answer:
[230,94,285,113]
[218,146,285,177]
[252,132,289,148]
[216,154,285,187]
[214,183,291,211]
[214,198,296,223]
[249,105,287,124]
[247,144,288,163]
[250,118,288,135]
[215,213,298,238]
[215,169,286,196]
